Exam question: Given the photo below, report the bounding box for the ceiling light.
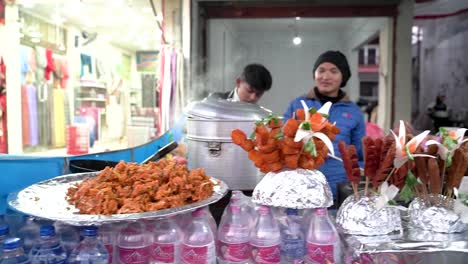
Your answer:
[296,17,301,20]
[293,36,302,45]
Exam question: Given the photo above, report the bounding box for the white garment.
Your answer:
[232,87,240,102]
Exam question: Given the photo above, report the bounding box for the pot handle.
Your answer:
[207,142,222,157]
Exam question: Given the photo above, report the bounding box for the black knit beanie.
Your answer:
[313,50,351,88]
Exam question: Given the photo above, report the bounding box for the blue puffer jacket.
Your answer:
[283,91,365,198]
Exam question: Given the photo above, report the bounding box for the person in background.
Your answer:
[214,63,273,104]
[283,50,366,198]
[427,94,451,132]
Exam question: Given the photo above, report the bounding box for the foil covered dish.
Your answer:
[7,159,228,226]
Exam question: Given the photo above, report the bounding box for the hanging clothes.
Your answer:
[80,54,92,77]
[60,59,69,89]
[0,92,6,153]
[35,46,46,83]
[47,83,55,146]
[52,88,66,147]
[20,46,30,84]
[26,84,39,146]
[21,85,30,146]
[170,50,177,128]
[37,82,50,146]
[44,49,55,81]
[53,58,62,85]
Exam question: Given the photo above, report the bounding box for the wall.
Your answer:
[206,18,387,115]
[414,12,468,130]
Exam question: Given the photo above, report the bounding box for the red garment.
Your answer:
[44,49,55,80]
[0,93,6,153]
[21,85,30,146]
[60,59,69,89]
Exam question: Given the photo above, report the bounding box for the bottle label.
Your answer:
[150,243,175,263]
[281,238,305,258]
[181,243,214,264]
[306,243,334,263]
[218,241,250,262]
[105,244,114,264]
[251,244,281,264]
[118,246,150,264]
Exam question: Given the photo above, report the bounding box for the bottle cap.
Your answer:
[192,208,205,217]
[82,226,98,237]
[2,238,22,250]
[40,225,56,237]
[285,208,299,215]
[0,224,9,236]
[315,208,327,216]
[257,205,270,215]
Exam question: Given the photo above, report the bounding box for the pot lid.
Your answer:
[185,93,272,120]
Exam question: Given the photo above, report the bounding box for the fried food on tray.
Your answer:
[231,109,340,173]
[66,159,214,215]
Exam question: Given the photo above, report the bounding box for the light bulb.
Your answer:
[293,36,302,45]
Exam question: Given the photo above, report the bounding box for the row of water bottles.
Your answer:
[217,191,341,264]
[0,206,218,264]
[1,189,340,264]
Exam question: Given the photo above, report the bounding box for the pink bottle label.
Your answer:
[218,241,250,262]
[105,245,113,264]
[251,244,281,264]
[118,246,150,264]
[181,244,210,264]
[306,243,334,263]
[150,243,175,263]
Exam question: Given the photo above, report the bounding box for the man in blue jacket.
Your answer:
[283,50,365,198]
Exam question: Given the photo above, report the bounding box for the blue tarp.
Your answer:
[0,126,184,214]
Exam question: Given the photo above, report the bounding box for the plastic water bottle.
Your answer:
[0,225,9,246]
[0,238,30,264]
[17,218,40,255]
[280,209,305,264]
[67,226,108,264]
[181,208,216,264]
[217,203,251,264]
[117,222,152,264]
[29,225,67,264]
[97,224,117,264]
[305,208,340,264]
[148,217,181,264]
[202,207,218,242]
[53,223,80,256]
[250,206,281,264]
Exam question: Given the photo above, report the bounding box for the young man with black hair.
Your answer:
[217,63,272,104]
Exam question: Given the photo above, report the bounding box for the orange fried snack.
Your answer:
[66,159,214,215]
[231,113,340,173]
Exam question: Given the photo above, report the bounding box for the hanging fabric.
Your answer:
[25,83,39,146]
[44,49,55,81]
[37,82,50,146]
[21,85,31,146]
[35,46,47,83]
[52,88,66,147]
[157,48,166,135]
[0,57,7,153]
[20,46,30,84]
[175,50,185,119]
[60,59,69,89]
[80,54,92,77]
[161,47,173,134]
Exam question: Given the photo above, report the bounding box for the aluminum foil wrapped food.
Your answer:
[408,196,467,233]
[336,192,402,235]
[252,169,333,209]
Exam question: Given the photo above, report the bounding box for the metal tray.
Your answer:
[7,172,228,226]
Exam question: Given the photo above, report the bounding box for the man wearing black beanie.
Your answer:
[283,50,366,201]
